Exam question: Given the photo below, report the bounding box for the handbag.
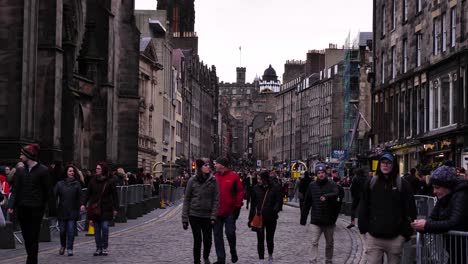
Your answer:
[87,183,107,219]
[250,189,269,229]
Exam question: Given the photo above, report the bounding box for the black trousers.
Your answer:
[256,218,277,259]
[17,206,45,264]
[350,197,360,221]
[189,216,213,264]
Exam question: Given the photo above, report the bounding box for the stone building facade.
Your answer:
[0,0,140,170]
[373,0,468,171]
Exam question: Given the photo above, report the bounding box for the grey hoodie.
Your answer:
[182,174,219,222]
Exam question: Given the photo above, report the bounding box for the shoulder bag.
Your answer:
[87,182,107,219]
[250,189,269,230]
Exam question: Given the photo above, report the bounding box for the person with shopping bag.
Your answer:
[248,171,282,264]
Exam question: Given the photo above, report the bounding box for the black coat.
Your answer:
[82,176,119,221]
[55,178,83,220]
[298,176,312,199]
[300,179,339,226]
[248,183,282,223]
[425,181,468,233]
[350,175,369,200]
[358,176,416,240]
[8,163,54,210]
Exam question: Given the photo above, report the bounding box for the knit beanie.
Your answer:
[21,144,40,161]
[196,159,209,170]
[430,165,458,188]
[216,157,230,168]
[315,163,327,173]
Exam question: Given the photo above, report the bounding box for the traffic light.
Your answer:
[191,162,196,173]
[292,163,298,171]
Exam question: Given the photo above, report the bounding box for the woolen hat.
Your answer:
[430,165,458,188]
[216,157,230,168]
[21,144,40,161]
[315,163,327,173]
[196,159,209,169]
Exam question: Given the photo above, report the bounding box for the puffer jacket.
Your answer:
[182,174,220,222]
[300,178,339,226]
[8,163,53,209]
[425,181,468,233]
[55,177,83,220]
[82,175,119,221]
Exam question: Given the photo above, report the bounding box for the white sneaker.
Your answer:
[268,255,273,264]
[257,260,265,264]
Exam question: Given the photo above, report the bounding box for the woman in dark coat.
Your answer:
[54,164,82,256]
[412,165,468,264]
[81,162,118,256]
[248,171,282,264]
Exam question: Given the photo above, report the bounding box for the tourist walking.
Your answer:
[182,158,220,264]
[358,153,416,264]
[248,171,282,264]
[300,163,339,264]
[81,162,118,256]
[213,157,244,264]
[54,164,83,256]
[7,144,53,264]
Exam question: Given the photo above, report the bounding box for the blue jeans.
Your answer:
[59,220,77,250]
[213,214,237,260]
[93,220,109,250]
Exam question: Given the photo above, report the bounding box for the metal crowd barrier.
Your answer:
[343,187,352,203]
[414,195,437,219]
[417,231,468,264]
[159,184,185,206]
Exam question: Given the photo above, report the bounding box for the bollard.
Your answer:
[0,221,15,249]
[39,218,51,242]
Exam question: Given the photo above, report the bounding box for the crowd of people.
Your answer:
[2,145,468,264]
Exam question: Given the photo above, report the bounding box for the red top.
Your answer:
[214,169,244,216]
[0,174,10,195]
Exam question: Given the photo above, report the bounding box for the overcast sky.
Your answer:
[135,0,373,83]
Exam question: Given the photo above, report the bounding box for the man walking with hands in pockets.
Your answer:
[213,157,244,264]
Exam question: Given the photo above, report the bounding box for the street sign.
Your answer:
[256,160,262,167]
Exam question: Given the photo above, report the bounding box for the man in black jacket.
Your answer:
[300,163,339,264]
[298,171,312,213]
[358,153,416,264]
[347,168,369,228]
[8,144,53,264]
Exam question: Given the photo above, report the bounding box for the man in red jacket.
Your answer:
[213,157,244,264]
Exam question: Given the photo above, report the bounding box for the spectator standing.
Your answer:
[358,153,416,264]
[213,157,244,264]
[248,171,282,264]
[182,158,219,264]
[81,162,119,256]
[411,165,468,264]
[7,144,53,264]
[54,164,83,256]
[300,163,339,264]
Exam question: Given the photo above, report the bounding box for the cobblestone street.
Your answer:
[1,203,364,264]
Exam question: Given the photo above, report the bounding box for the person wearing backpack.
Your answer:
[358,153,416,264]
[248,171,282,264]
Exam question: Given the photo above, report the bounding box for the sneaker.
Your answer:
[268,255,273,264]
[231,252,238,263]
[102,249,108,256]
[257,260,265,264]
[59,247,65,255]
[213,259,225,264]
[93,249,102,256]
[203,258,211,264]
[346,223,355,229]
[67,249,73,256]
